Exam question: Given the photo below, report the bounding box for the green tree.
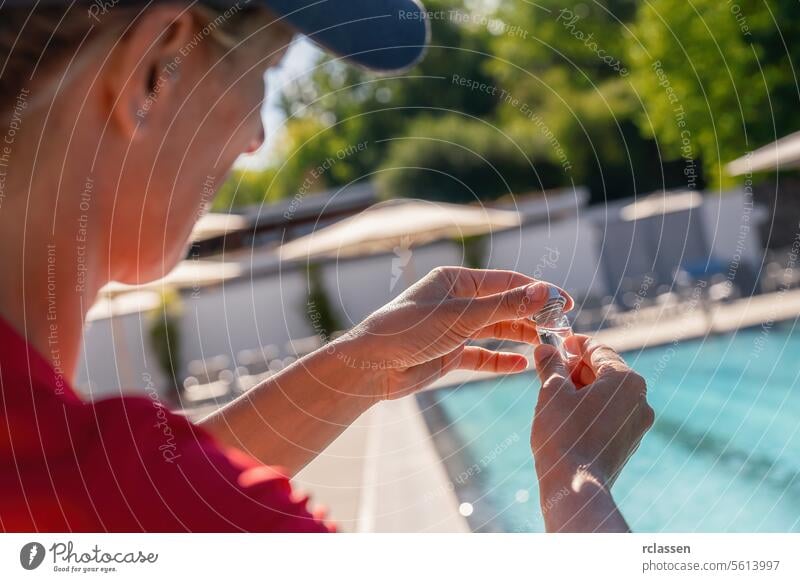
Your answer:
[212,168,278,210]
[375,114,562,202]
[148,289,183,401]
[217,0,797,208]
[212,119,352,210]
[488,0,692,201]
[627,0,800,185]
[271,0,512,202]
[304,262,342,341]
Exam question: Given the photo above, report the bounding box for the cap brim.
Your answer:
[261,0,430,72]
[8,0,430,72]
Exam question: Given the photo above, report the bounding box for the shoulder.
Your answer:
[81,396,331,532]
[89,394,200,460]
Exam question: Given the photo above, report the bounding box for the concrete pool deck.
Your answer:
[292,288,800,532]
[292,397,470,532]
[592,286,800,352]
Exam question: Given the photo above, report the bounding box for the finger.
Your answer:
[455,346,529,374]
[566,355,596,388]
[563,334,595,387]
[575,362,595,387]
[472,318,541,344]
[466,281,550,327]
[443,267,574,311]
[444,267,535,298]
[586,341,630,376]
[533,344,574,395]
[397,345,468,394]
[564,334,591,358]
[400,346,527,394]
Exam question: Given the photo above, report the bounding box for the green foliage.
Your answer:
[627,0,800,185]
[214,0,796,208]
[211,8,487,205]
[212,120,346,210]
[458,234,488,269]
[212,168,278,211]
[376,114,562,202]
[304,263,342,342]
[148,289,183,399]
[487,0,693,200]
[266,0,507,202]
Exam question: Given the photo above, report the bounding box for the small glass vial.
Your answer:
[532,286,573,359]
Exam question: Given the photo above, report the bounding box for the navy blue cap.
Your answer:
[6,0,429,71]
[254,0,430,72]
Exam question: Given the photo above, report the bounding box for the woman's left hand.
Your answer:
[333,266,572,401]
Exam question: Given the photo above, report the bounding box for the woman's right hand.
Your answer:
[531,335,654,532]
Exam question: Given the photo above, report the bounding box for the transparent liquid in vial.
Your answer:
[538,322,572,356]
[533,291,573,359]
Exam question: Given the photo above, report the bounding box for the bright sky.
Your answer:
[235,36,322,170]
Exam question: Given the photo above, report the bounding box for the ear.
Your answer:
[105,6,197,138]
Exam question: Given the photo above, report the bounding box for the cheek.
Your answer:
[224,70,267,149]
[133,71,265,267]
[192,94,262,168]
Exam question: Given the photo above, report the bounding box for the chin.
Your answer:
[114,247,186,286]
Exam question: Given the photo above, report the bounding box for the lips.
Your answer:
[245,126,265,154]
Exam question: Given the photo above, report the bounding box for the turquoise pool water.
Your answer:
[425,323,800,532]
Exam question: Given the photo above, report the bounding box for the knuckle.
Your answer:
[429,266,448,281]
[447,297,470,317]
[501,288,519,315]
[477,348,490,370]
[445,299,475,335]
[592,344,617,360]
[493,321,505,338]
[641,404,656,429]
[488,352,502,373]
[626,372,647,393]
[536,351,559,371]
[542,372,571,393]
[599,367,627,383]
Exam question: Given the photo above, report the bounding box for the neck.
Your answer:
[0,140,106,383]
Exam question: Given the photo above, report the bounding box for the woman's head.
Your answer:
[0,2,293,285]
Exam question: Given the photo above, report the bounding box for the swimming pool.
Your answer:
[421,323,800,532]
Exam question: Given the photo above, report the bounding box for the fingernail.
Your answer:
[526,282,549,302]
[533,343,558,363]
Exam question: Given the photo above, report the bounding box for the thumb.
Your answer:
[533,344,574,396]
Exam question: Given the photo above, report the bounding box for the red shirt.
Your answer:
[0,317,330,532]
